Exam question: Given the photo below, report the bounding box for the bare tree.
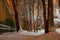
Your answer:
[48,0,54,27]
[59,0,60,7]
[12,0,20,32]
[30,0,34,31]
[42,0,49,33]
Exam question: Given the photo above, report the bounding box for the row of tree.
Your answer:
[10,0,60,33]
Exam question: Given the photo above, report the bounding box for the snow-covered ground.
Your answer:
[53,19,60,34]
[54,19,60,24]
[19,29,45,36]
[56,28,60,34]
[54,8,60,34]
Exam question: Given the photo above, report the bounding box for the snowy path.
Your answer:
[0,31,60,40]
[56,28,60,34]
[19,29,45,36]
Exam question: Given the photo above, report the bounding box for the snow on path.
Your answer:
[56,28,60,34]
[19,29,45,36]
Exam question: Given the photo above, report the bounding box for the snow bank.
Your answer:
[56,28,60,34]
[19,29,45,36]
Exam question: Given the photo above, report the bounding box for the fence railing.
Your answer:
[0,24,16,34]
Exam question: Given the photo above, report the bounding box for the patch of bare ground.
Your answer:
[0,31,60,40]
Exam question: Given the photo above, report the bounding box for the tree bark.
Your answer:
[42,0,49,33]
[30,0,34,31]
[48,0,54,26]
[12,0,20,32]
[59,0,60,7]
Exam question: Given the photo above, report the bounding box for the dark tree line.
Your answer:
[11,0,57,33]
[12,0,54,33]
[0,0,60,33]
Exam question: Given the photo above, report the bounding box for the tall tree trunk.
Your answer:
[30,0,34,31]
[59,0,60,7]
[42,0,49,33]
[30,0,32,31]
[28,0,31,31]
[34,0,38,32]
[24,0,28,31]
[26,0,30,31]
[12,0,20,32]
[23,0,28,31]
[48,0,54,27]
